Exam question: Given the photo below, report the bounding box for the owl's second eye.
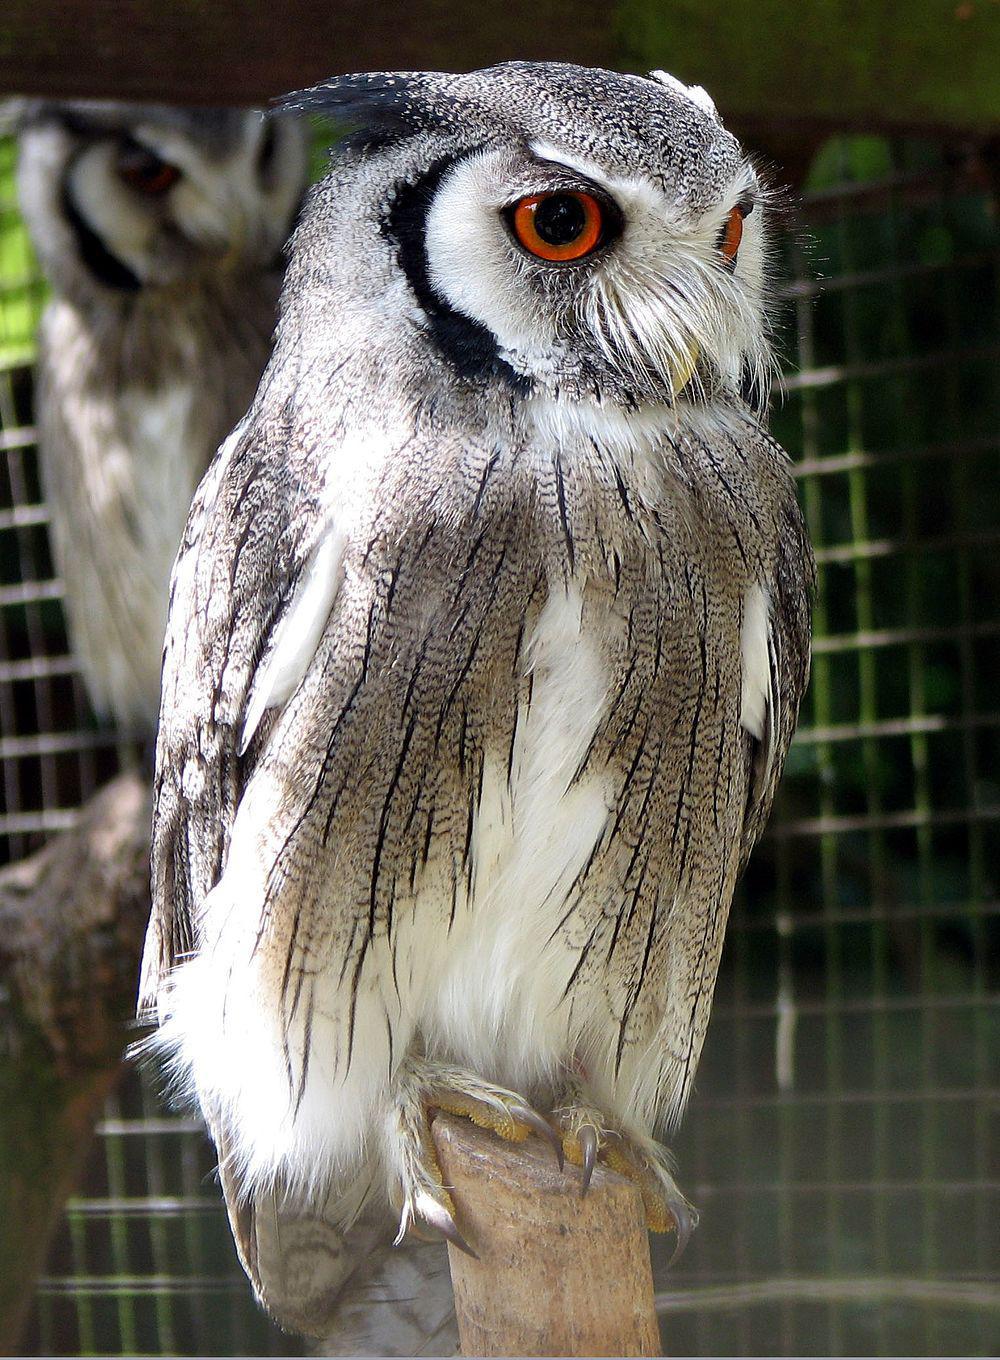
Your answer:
[116,142,182,196]
[509,191,608,262]
[719,205,746,265]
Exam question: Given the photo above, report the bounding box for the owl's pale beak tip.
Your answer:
[672,342,701,397]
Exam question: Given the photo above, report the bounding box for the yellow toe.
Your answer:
[431,1092,531,1143]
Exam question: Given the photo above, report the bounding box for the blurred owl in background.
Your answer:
[16,103,309,731]
[140,62,814,1346]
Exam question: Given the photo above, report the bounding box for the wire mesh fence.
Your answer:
[1,127,997,1356]
[666,134,1000,1358]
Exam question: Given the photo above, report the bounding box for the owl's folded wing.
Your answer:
[137,408,455,1342]
[138,414,344,1019]
[741,488,815,863]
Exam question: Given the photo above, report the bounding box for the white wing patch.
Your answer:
[239,522,346,754]
[740,582,771,742]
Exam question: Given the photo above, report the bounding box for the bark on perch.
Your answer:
[432,1112,661,1357]
[0,770,152,1355]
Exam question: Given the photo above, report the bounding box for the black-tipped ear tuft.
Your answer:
[275,73,445,149]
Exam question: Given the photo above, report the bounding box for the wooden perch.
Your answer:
[432,1113,661,1358]
[0,770,151,1356]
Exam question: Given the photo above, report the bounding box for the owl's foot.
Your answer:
[552,1096,698,1264]
[386,1057,561,1257]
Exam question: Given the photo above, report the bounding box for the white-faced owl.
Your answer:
[141,64,814,1339]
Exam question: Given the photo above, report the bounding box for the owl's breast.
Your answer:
[416,444,756,1107]
[41,375,207,728]
[37,293,270,728]
[422,579,615,1086]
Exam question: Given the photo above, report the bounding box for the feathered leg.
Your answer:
[384,1054,562,1254]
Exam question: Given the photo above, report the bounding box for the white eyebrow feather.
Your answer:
[527,138,754,226]
[526,140,673,226]
[527,140,620,194]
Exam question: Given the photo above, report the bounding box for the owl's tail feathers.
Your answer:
[216,1149,357,1338]
[215,1140,457,1353]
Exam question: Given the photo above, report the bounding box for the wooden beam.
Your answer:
[432,1113,661,1357]
[619,0,1000,141]
[0,1,997,138]
[0,0,616,107]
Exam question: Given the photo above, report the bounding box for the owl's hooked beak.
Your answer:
[671,342,700,397]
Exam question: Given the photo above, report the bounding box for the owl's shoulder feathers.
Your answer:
[141,414,334,1013]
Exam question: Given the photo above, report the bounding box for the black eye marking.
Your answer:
[61,184,142,292]
[257,122,278,181]
[383,152,531,395]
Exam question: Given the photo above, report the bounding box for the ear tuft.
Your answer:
[275,73,446,148]
[647,70,720,121]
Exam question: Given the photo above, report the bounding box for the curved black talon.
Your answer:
[419,1196,479,1260]
[578,1124,598,1196]
[511,1103,564,1171]
[665,1197,698,1267]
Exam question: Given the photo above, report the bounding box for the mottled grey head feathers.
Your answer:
[281,62,773,414]
[284,62,742,207]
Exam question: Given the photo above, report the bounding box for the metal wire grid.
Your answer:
[29,1080,292,1357]
[0,130,995,1355]
[666,135,1000,1356]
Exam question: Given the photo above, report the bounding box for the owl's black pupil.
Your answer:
[533,195,587,246]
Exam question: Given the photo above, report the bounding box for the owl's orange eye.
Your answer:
[117,142,182,196]
[720,205,745,263]
[510,191,607,262]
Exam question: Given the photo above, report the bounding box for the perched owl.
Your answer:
[16,102,308,731]
[140,63,813,1338]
